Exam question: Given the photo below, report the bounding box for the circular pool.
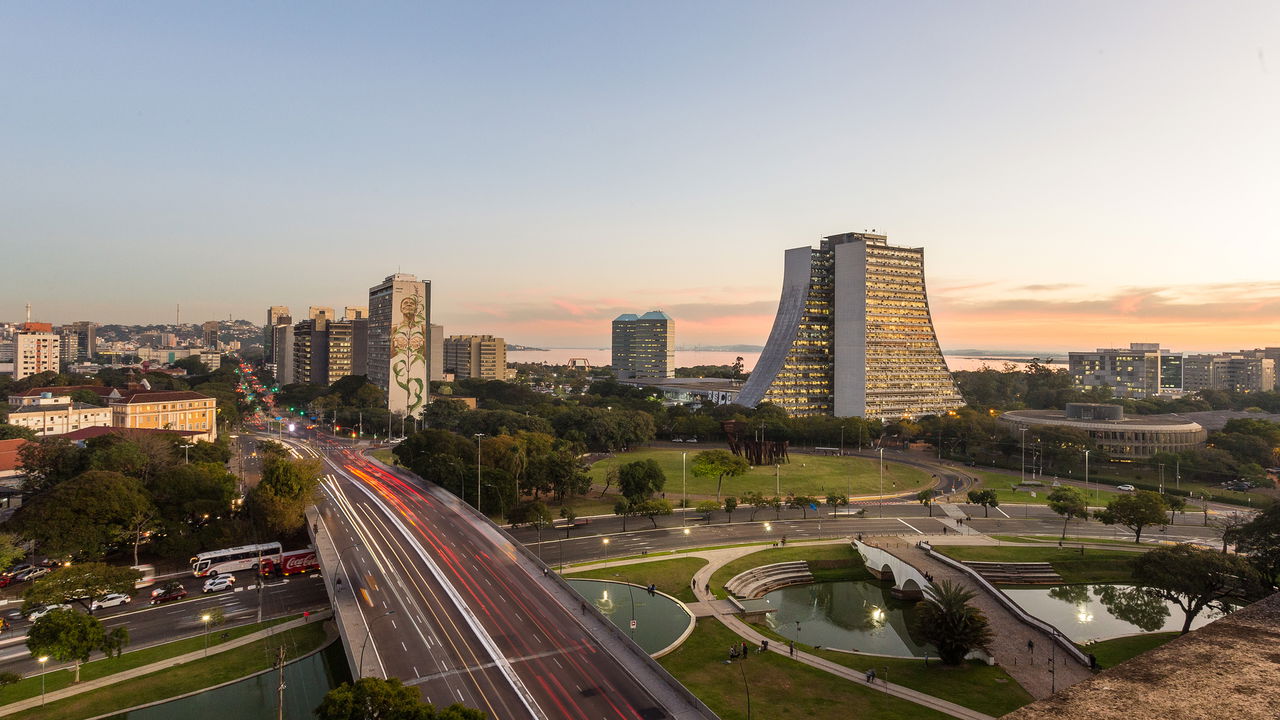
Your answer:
[763,581,932,657]
[566,579,695,656]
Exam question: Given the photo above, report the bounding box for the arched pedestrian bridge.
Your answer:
[853,540,930,600]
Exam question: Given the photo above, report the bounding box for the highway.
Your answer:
[299,432,708,720]
[0,568,328,675]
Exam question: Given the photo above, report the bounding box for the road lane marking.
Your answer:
[896,518,924,534]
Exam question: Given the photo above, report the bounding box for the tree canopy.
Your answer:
[1094,490,1168,543]
[1132,543,1263,633]
[690,449,749,501]
[315,677,487,720]
[11,470,156,558]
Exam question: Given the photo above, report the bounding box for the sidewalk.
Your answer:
[0,611,332,717]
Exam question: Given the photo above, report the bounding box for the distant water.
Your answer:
[508,348,1062,374]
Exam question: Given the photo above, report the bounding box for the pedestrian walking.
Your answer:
[788,640,795,658]
[761,639,769,653]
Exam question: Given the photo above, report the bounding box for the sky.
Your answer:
[3,2,1277,353]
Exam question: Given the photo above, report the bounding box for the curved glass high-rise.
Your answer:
[737,231,963,420]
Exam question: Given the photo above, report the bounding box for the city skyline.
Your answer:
[3,2,1278,352]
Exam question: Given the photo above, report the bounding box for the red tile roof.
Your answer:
[60,427,202,441]
[0,438,30,474]
[9,385,119,398]
[112,391,214,405]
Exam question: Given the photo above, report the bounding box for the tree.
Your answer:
[26,609,128,682]
[559,507,577,540]
[11,470,156,558]
[826,494,847,515]
[635,499,673,528]
[793,495,818,519]
[1046,487,1090,542]
[612,498,634,532]
[744,491,770,521]
[315,677,486,720]
[1094,490,1168,543]
[690,450,749,501]
[24,563,142,613]
[16,437,85,493]
[966,489,999,518]
[1165,496,1187,525]
[913,580,994,665]
[0,424,36,441]
[723,496,737,523]
[1211,510,1251,553]
[695,500,719,524]
[1226,502,1280,589]
[599,466,619,498]
[0,533,25,573]
[916,489,935,517]
[1132,543,1263,634]
[617,459,665,503]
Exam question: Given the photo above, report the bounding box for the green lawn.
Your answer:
[990,534,1153,547]
[1080,632,1179,669]
[591,449,933,500]
[369,448,397,466]
[709,544,872,598]
[784,634,1032,717]
[5,621,330,720]
[567,557,708,603]
[962,471,1131,508]
[658,618,954,720]
[0,615,297,706]
[934,546,1143,584]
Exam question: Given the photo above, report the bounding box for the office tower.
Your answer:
[344,306,368,320]
[201,321,220,349]
[611,311,675,379]
[265,306,290,363]
[57,327,80,367]
[272,322,295,384]
[308,306,335,322]
[14,323,60,380]
[292,318,329,385]
[738,231,962,420]
[443,335,507,380]
[367,274,431,415]
[429,324,444,382]
[66,321,97,360]
[1069,343,1182,398]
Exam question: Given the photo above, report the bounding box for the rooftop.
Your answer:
[1000,408,1204,429]
[112,390,214,405]
[0,438,30,475]
[1002,592,1280,720]
[60,427,203,442]
[10,402,107,414]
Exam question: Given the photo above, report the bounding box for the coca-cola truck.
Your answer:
[259,548,320,577]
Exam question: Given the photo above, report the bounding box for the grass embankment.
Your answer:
[962,471,1130,509]
[0,616,297,706]
[659,618,954,720]
[990,534,1156,547]
[709,544,872,598]
[369,448,397,466]
[4,621,329,720]
[1080,632,1179,669]
[743,621,1032,718]
[590,449,932,500]
[567,557,709,603]
[934,546,1142,584]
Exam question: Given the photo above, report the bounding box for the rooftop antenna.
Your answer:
[25,303,31,324]
[176,304,181,326]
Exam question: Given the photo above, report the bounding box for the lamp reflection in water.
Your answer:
[869,605,886,627]
[1076,605,1094,624]
[596,589,616,615]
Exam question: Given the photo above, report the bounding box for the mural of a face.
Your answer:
[400,296,420,325]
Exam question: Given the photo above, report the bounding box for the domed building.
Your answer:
[997,403,1206,461]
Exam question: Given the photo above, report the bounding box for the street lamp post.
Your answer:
[877,447,885,518]
[682,451,687,527]
[38,656,49,705]
[180,442,194,464]
[1084,449,1093,502]
[474,433,485,514]
[602,537,610,562]
[1020,428,1028,484]
[775,465,780,498]
[358,610,397,677]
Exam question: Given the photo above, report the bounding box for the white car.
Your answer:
[26,604,72,622]
[90,593,132,611]
[202,575,236,594]
[1116,484,1136,491]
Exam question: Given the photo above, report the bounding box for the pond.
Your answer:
[100,640,350,720]
[1003,584,1235,643]
[566,578,695,655]
[762,581,932,657]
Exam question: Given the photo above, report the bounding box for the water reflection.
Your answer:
[566,579,694,655]
[1006,584,1233,642]
[763,581,932,657]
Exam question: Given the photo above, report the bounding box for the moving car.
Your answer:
[202,575,236,594]
[151,586,188,604]
[25,604,72,622]
[90,593,132,611]
[1116,484,1136,491]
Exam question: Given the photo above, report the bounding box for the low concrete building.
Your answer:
[998,403,1206,461]
[110,390,218,442]
[617,377,742,406]
[7,394,112,437]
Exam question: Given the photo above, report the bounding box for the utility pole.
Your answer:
[276,645,287,720]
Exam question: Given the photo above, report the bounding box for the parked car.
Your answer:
[150,586,188,605]
[12,567,50,583]
[202,575,236,594]
[1116,484,1136,491]
[25,604,72,622]
[90,593,133,611]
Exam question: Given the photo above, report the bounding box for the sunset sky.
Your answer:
[3,2,1277,353]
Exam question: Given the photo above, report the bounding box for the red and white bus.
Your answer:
[259,548,320,577]
[191,542,283,577]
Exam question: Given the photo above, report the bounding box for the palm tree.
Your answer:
[914,580,994,665]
